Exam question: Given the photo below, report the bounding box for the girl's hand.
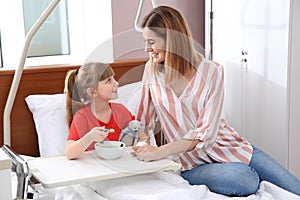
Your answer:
[131,145,164,162]
[81,126,109,149]
[88,126,109,142]
[66,126,110,160]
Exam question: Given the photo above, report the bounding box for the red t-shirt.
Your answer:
[68,103,134,150]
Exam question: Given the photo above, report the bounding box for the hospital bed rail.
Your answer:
[2,144,34,199]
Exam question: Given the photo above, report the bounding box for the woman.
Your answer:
[132,6,300,196]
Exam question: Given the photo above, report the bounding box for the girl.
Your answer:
[65,62,146,159]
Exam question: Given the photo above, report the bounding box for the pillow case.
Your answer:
[25,93,69,157]
[111,81,142,113]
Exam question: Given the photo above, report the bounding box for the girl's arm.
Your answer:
[65,127,108,159]
[65,140,86,160]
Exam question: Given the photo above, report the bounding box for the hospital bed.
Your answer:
[1,60,299,199]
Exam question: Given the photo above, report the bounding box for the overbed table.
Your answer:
[27,148,182,188]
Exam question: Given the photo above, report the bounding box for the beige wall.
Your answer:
[111,0,205,60]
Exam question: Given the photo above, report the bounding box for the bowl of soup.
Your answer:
[95,141,126,160]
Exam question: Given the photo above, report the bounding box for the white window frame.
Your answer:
[0,0,113,68]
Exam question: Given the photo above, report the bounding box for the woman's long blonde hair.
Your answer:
[64,62,114,127]
[141,6,202,84]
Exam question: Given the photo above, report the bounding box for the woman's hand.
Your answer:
[131,145,165,162]
[131,139,199,162]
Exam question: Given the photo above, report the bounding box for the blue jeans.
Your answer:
[181,146,300,196]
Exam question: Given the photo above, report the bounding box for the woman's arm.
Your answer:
[133,62,225,161]
[135,63,158,143]
[137,128,149,143]
[182,62,225,149]
[132,139,199,162]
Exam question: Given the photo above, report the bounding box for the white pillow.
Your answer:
[112,81,143,114]
[25,94,69,157]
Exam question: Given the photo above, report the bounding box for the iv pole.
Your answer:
[209,0,214,60]
[3,0,62,146]
[134,0,157,32]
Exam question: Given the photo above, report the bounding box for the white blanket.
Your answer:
[15,171,298,200]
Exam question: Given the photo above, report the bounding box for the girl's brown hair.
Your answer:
[64,62,114,127]
[141,6,202,84]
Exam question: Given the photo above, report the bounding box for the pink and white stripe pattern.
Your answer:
[137,60,253,170]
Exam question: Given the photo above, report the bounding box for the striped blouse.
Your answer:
[136,59,253,171]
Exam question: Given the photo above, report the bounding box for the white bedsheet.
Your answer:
[12,171,299,200]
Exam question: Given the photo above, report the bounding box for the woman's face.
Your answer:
[143,27,166,64]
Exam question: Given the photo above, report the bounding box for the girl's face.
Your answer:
[143,27,166,64]
[95,76,119,100]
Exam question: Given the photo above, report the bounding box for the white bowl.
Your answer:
[95,141,126,160]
